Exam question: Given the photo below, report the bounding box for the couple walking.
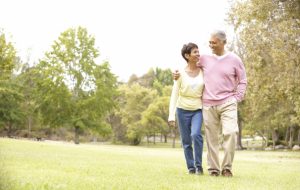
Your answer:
[168,30,247,177]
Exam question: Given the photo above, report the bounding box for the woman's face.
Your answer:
[186,48,200,63]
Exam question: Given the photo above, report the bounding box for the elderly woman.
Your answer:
[168,42,204,175]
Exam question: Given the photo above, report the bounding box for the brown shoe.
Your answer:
[209,171,220,176]
[221,169,233,177]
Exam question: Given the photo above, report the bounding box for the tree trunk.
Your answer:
[236,110,245,150]
[164,134,167,143]
[285,126,290,143]
[272,129,279,147]
[74,126,80,144]
[28,116,32,138]
[6,123,12,138]
[289,126,295,148]
[172,128,176,148]
[236,118,244,150]
[298,129,300,145]
[257,130,267,149]
[147,135,149,144]
[265,129,270,147]
[153,133,156,144]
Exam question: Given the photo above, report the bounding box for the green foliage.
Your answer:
[0,27,178,145]
[0,80,24,131]
[16,65,44,135]
[110,68,173,144]
[128,67,173,93]
[128,68,155,87]
[228,0,300,135]
[0,30,16,78]
[0,31,24,135]
[118,83,157,145]
[141,96,170,137]
[35,27,117,142]
[152,68,173,96]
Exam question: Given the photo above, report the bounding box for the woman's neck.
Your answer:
[187,62,198,70]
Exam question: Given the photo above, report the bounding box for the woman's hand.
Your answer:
[172,70,180,80]
[168,121,176,128]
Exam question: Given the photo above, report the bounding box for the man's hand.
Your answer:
[172,70,180,81]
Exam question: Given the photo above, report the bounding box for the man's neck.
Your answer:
[215,50,226,56]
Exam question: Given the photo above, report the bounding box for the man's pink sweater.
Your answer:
[199,52,247,106]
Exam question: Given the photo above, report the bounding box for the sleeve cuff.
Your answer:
[168,116,175,122]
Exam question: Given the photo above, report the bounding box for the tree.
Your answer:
[36,27,117,144]
[128,68,155,87]
[152,68,173,96]
[107,111,127,143]
[16,64,42,138]
[118,83,157,145]
[0,30,23,136]
[127,67,173,93]
[0,30,16,78]
[0,80,24,137]
[138,68,173,144]
[141,96,170,144]
[228,0,300,147]
[110,70,174,145]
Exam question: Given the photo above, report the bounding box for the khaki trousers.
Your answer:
[203,100,238,174]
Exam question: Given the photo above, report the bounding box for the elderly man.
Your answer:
[173,30,247,177]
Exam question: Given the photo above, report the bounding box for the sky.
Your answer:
[0,0,233,82]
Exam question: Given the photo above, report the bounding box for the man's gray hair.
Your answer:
[211,30,227,43]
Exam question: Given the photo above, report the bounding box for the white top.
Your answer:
[168,68,204,121]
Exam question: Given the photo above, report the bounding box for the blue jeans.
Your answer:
[176,108,203,170]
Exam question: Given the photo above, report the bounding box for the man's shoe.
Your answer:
[188,168,196,174]
[196,167,203,175]
[221,169,233,177]
[209,171,220,176]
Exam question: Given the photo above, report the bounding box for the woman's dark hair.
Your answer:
[181,42,198,62]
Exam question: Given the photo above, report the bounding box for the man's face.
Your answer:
[209,35,225,56]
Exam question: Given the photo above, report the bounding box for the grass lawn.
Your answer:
[0,138,300,190]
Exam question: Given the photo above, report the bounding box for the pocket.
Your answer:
[202,105,210,111]
[223,99,237,107]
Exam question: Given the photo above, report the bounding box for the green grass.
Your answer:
[1,138,300,190]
